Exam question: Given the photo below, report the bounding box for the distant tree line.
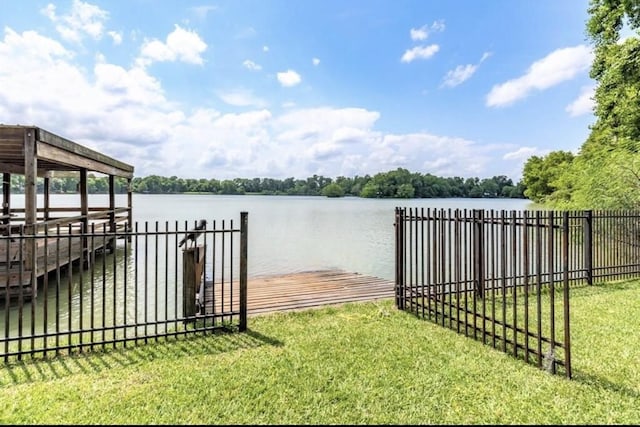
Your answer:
[130,168,524,199]
[8,174,129,194]
[6,168,525,199]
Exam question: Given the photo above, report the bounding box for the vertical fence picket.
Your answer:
[563,211,572,379]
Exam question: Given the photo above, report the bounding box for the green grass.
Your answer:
[0,280,639,425]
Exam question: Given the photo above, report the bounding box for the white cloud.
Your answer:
[410,26,429,41]
[401,44,439,63]
[442,51,491,88]
[486,45,593,107]
[263,45,269,52]
[431,19,446,33]
[480,51,492,62]
[243,59,262,71]
[218,89,267,108]
[566,85,596,117]
[277,69,302,87]
[41,0,109,43]
[410,20,445,41]
[0,26,177,148]
[442,64,477,88]
[312,57,320,66]
[108,30,122,45]
[503,147,549,161]
[139,25,207,66]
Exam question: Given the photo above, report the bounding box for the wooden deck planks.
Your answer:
[0,235,115,298]
[201,270,395,316]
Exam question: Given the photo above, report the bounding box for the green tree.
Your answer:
[522,151,574,203]
[360,182,381,198]
[321,182,345,198]
[536,0,640,209]
[395,183,415,198]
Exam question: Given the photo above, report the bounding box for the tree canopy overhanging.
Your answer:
[521,0,640,209]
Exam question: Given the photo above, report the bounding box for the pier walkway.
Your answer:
[201,269,395,316]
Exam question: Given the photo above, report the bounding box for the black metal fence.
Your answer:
[0,212,248,363]
[395,208,640,379]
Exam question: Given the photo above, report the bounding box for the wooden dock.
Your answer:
[0,231,117,299]
[200,270,395,316]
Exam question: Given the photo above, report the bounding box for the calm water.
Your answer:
[136,194,533,280]
[2,194,533,338]
[13,193,534,281]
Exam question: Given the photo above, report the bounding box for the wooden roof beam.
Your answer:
[37,142,133,178]
[0,161,51,178]
[36,128,134,177]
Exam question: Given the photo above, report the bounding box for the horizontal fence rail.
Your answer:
[0,212,248,363]
[395,208,640,379]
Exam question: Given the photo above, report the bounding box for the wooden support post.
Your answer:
[2,173,10,235]
[108,175,115,231]
[239,211,248,331]
[23,128,38,298]
[127,178,133,242]
[79,168,89,267]
[108,174,116,251]
[183,244,206,321]
[43,176,50,221]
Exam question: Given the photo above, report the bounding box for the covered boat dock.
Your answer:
[0,125,134,299]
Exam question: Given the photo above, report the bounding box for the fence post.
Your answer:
[239,211,248,332]
[563,211,572,379]
[473,209,485,299]
[584,210,593,285]
[395,208,405,310]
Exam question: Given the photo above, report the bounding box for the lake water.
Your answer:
[2,194,534,340]
[13,194,534,281]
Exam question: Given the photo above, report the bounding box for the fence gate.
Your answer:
[0,212,248,363]
[395,208,573,378]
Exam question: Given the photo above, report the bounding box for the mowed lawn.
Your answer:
[0,279,638,425]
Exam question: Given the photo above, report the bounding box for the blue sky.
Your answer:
[0,0,602,181]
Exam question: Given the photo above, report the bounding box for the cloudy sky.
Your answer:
[0,0,599,181]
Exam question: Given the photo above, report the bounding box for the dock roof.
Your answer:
[0,125,134,179]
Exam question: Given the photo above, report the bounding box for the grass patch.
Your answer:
[0,280,639,424]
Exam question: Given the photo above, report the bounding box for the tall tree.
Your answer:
[527,0,640,209]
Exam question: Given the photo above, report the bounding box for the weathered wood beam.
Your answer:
[2,173,10,231]
[127,178,133,240]
[79,168,88,227]
[37,142,134,178]
[24,128,38,297]
[44,176,50,221]
[109,175,115,232]
[0,161,50,178]
[36,128,134,177]
[24,129,37,230]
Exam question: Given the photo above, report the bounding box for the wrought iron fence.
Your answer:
[394,208,640,379]
[0,212,248,363]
